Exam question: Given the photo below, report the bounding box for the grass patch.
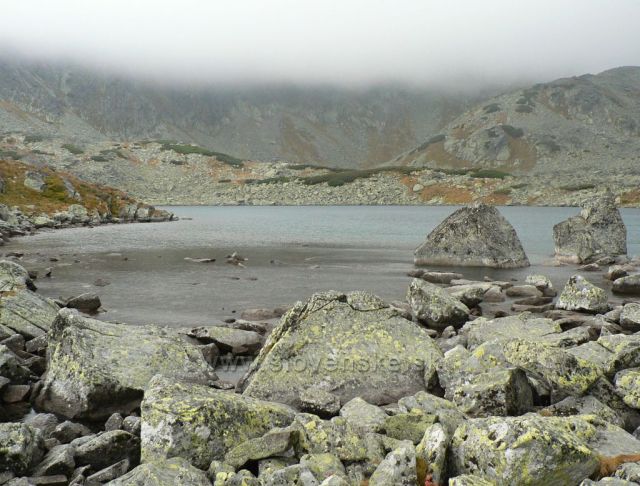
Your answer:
[62,143,84,155]
[510,182,528,189]
[500,125,524,138]
[0,150,22,160]
[469,169,511,179]
[302,166,415,187]
[24,134,46,143]
[483,103,501,114]
[493,187,512,195]
[90,155,108,162]
[159,142,243,166]
[252,176,293,185]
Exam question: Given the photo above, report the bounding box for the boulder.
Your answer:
[75,430,140,471]
[620,303,640,332]
[64,293,101,313]
[407,279,469,330]
[239,291,443,407]
[615,369,640,409]
[466,314,561,349]
[450,415,600,484]
[539,396,625,429]
[0,344,30,383]
[186,326,264,355]
[106,457,210,486]
[24,172,46,192]
[224,426,299,469]
[556,275,609,314]
[612,275,640,295]
[34,309,217,420]
[0,423,44,476]
[419,271,464,284]
[141,375,295,469]
[0,260,36,291]
[300,454,346,483]
[397,392,466,436]
[414,203,529,268]
[0,289,59,339]
[299,387,341,417]
[293,414,370,463]
[369,443,417,486]
[339,397,388,433]
[416,423,449,486]
[553,192,627,263]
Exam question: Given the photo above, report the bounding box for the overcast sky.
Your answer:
[1,0,639,87]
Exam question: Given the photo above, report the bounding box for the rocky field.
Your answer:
[1,197,640,485]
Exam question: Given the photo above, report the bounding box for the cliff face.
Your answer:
[392,67,640,178]
[0,59,480,168]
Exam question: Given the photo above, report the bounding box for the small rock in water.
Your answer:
[93,278,111,287]
[65,293,101,313]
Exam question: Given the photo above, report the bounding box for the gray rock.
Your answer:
[261,464,318,486]
[414,203,529,268]
[24,414,59,439]
[105,457,210,486]
[186,326,264,355]
[85,459,130,484]
[224,426,299,469]
[141,375,295,469]
[105,413,124,431]
[556,275,609,314]
[239,291,443,407]
[74,430,140,471]
[613,275,640,295]
[614,368,640,409]
[416,423,450,486]
[397,392,466,436]
[24,172,46,192]
[369,443,417,486]
[299,387,341,418]
[466,314,561,349]
[419,271,464,284]
[300,453,346,483]
[0,344,30,383]
[620,303,640,332]
[554,191,627,263]
[450,415,600,484]
[506,285,542,297]
[35,309,217,420]
[31,444,75,477]
[0,260,36,291]
[121,416,141,436]
[0,423,44,476]
[65,293,101,313]
[0,288,59,339]
[539,395,625,428]
[50,421,92,444]
[407,279,469,330]
[339,397,388,433]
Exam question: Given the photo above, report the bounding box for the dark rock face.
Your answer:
[414,204,529,268]
[553,192,627,264]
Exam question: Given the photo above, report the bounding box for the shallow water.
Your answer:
[8,205,640,326]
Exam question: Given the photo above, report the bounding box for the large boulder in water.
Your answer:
[413,203,529,268]
[34,309,218,420]
[553,191,627,264]
[238,290,443,407]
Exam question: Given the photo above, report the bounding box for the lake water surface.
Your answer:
[8,206,640,326]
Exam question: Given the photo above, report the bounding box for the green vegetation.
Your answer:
[90,155,108,162]
[493,188,512,195]
[159,142,243,166]
[288,163,336,171]
[483,103,501,114]
[41,176,71,203]
[100,148,127,159]
[24,134,45,143]
[435,168,471,176]
[62,143,84,155]
[252,176,293,185]
[469,169,511,179]
[560,183,596,192]
[510,182,528,189]
[302,166,415,187]
[415,134,446,152]
[0,149,22,160]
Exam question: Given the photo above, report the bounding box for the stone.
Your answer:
[0,423,44,476]
[31,444,75,477]
[261,464,318,486]
[382,410,436,444]
[293,414,370,463]
[186,326,264,355]
[414,203,529,268]
[0,289,59,339]
[525,274,554,290]
[483,286,505,302]
[240,308,288,321]
[369,443,417,486]
[615,369,640,409]
[397,392,466,436]
[299,453,346,483]
[106,457,211,486]
[224,426,299,469]
[122,416,141,436]
[606,265,631,281]
[2,384,30,403]
[419,271,464,284]
[74,430,140,471]
[0,344,30,383]
[35,309,217,420]
[416,423,449,486]
[554,191,627,263]
[64,293,101,313]
[0,260,36,291]
[299,387,341,418]
[319,475,349,486]
[407,279,469,330]
[24,172,46,192]
[450,415,600,484]
[24,414,60,439]
[105,413,124,431]
[613,275,640,295]
[449,476,495,486]
[446,284,487,307]
[339,397,388,433]
[620,303,640,332]
[539,395,625,428]
[50,421,91,444]
[556,275,609,314]
[141,376,295,469]
[239,291,443,407]
[466,314,561,349]
[506,285,542,297]
[85,459,130,483]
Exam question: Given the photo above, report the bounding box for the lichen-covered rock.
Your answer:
[31,443,75,477]
[105,457,211,485]
[450,415,600,485]
[186,326,264,355]
[261,464,318,486]
[224,426,299,469]
[239,291,443,407]
[300,453,346,483]
[597,334,640,372]
[299,387,341,418]
[416,423,449,486]
[35,309,217,420]
[414,203,529,268]
[612,275,640,295]
[369,443,417,486]
[615,369,640,409]
[382,410,436,444]
[620,303,640,332]
[0,423,44,476]
[466,313,561,349]
[74,430,140,471]
[407,279,469,330]
[553,191,627,263]
[294,414,370,463]
[0,344,30,384]
[397,392,466,436]
[141,376,295,469]
[472,338,604,398]
[556,275,609,314]
[0,288,59,339]
[0,260,36,291]
[540,396,625,428]
[447,368,533,417]
[339,397,388,433]
[449,475,495,486]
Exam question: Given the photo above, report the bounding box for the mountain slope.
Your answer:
[392,66,640,177]
[0,58,485,168]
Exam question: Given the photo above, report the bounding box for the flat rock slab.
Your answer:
[414,204,529,268]
[239,291,443,407]
[35,309,217,420]
[107,457,211,486]
[0,288,59,339]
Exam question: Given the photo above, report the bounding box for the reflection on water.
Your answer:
[8,206,640,326]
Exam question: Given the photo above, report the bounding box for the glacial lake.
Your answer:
[8,205,640,327]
